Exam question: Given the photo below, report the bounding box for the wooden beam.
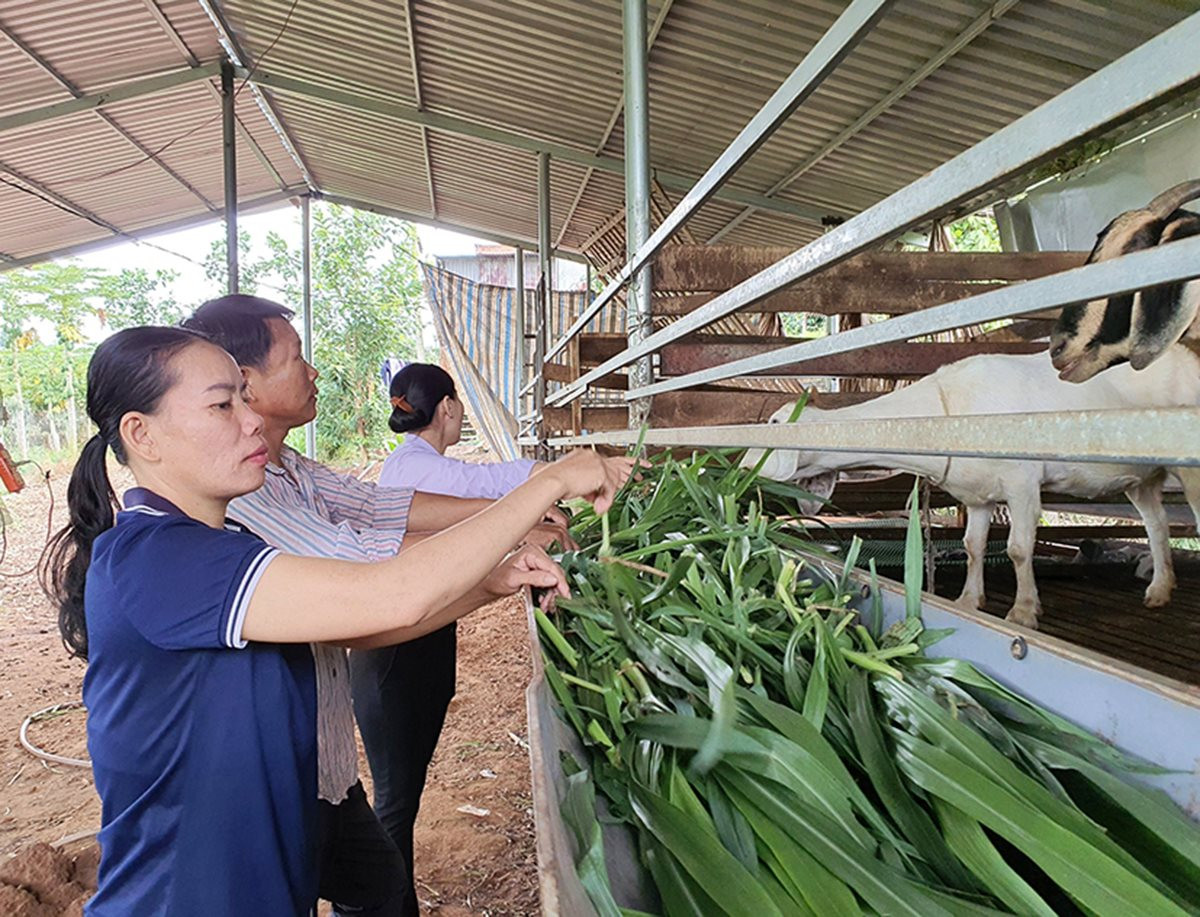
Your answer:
[659,338,1046,378]
[652,281,1014,316]
[543,405,628,433]
[652,247,1088,291]
[647,389,880,427]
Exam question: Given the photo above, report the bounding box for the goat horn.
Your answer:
[1146,180,1200,217]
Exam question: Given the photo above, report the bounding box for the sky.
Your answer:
[70,201,486,307]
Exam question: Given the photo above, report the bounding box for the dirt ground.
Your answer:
[0,457,540,915]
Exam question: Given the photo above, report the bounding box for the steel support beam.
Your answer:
[554,0,677,248]
[706,0,1020,244]
[548,407,1200,468]
[544,0,892,363]
[630,233,1200,398]
[515,245,526,421]
[403,0,438,217]
[0,63,221,135]
[140,0,290,193]
[549,12,1200,406]
[535,153,552,454]
[624,0,653,429]
[199,0,318,191]
[221,60,239,294]
[302,195,316,458]
[0,20,217,210]
[244,68,832,226]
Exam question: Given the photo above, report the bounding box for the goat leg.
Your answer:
[1004,485,1042,629]
[1125,475,1175,608]
[955,503,993,612]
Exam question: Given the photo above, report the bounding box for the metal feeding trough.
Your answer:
[523,568,1200,916]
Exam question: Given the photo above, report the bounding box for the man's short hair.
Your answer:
[183,294,296,370]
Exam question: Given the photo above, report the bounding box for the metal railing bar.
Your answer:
[548,12,1200,406]
[624,235,1200,398]
[543,0,894,362]
[548,407,1200,467]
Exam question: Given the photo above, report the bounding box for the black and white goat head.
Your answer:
[1049,180,1200,383]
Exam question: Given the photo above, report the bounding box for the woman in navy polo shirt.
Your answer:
[42,326,635,916]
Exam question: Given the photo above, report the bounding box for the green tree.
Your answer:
[96,267,184,327]
[203,228,274,295]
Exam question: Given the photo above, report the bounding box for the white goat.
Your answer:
[743,348,1200,629]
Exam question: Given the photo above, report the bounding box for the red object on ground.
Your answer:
[0,442,24,493]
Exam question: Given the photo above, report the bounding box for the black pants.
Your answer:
[349,624,457,916]
[316,780,413,916]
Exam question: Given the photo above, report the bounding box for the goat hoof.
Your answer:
[1143,584,1173,608]
[1005,605,1040,630]
[955,592,985,612]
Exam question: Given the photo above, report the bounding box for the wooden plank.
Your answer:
[659,337,1046,378]
[647,389,881,427]
[652,247,1089,291]
[652,281,1010,316]
[544,361,629,390]
[543,405,627,433]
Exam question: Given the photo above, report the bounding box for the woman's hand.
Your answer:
[547,449,641,514]
[522,520,578,552]
[482,544,569,606]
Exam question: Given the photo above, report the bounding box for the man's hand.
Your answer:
[543,504,571,529]
[521,519,578,553]
[482,545,569,608]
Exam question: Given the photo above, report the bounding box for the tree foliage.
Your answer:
[0,203,429,463]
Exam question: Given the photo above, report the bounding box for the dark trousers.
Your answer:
[316,780,413,916]
[349,624,457,916]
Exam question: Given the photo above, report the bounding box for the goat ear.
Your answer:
[1129,284,1200,370]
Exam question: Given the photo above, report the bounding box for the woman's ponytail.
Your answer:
[38,326,204,660]
[40,434,116,660]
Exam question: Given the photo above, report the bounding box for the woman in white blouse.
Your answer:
[353,362,551,903]
[377,363,545,497]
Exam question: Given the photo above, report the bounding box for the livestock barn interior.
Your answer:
[2,1,1200,912]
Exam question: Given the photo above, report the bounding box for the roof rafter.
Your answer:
[140,0,290,192]
[0,18,217,210]
[248,68,833,225]
[198,0,318,192]
[554,0,676,249]
[705,0,1020,243]
[404,0,438,218]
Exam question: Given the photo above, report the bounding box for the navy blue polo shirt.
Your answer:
[82,488,318,916]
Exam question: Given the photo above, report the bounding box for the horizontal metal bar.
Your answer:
[245,69,833,227]
[548,12,1200,406]
[627,234,1200,398]
[0,62,221,135]
[0,186,308,272]
[548,407,1200,467]
[544,0,891,362]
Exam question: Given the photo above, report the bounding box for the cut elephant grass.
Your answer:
[537,448,1200,917]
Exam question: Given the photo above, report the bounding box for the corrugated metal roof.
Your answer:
[0,0,1196,269]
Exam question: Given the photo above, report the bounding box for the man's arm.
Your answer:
[406,491,493,531]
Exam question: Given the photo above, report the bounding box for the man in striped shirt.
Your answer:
[184,295,567,917]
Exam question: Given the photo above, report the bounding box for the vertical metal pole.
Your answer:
[302,196,316,458]
[515,245,526,427]
[535,152,552,457]
[220,60,239,294]
[623,0,653,429]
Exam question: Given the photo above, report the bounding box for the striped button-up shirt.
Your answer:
[228,446,414,804]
